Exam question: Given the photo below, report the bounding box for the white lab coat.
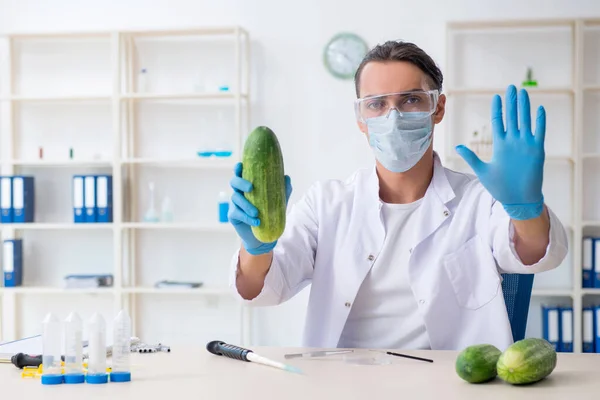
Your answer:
[229,153,569,351]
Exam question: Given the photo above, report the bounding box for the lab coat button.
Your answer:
[443,210,449,217]
[367,254,375,261]
[345,302,351,307]
[409,248,413,253]
[419,299,425,305]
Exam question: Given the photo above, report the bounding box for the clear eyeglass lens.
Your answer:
[358,91,436,120]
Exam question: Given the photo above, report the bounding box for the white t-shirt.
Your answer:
[337,198,431,350]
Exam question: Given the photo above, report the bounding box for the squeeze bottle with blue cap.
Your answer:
[86,312,108,384]
[41,313,63,385]
[110,309,132,382]
[63,312,84,384]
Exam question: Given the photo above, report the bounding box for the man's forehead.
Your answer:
[358,61,431,98]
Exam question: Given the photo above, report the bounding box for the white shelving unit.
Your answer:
[445,18,600,353]
[0,27,252,346]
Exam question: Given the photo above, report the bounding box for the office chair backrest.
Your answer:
[501,273,535,342]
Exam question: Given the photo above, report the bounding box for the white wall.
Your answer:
[1,0,600,346]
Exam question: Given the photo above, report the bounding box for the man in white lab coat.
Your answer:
[227,40,568,351]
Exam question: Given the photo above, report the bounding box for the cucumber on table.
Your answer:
[496,338,557,385]
[455,344,502,383]
[241,126,287,243]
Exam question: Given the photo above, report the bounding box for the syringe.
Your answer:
[41,313,63,385]
[110,309,132,382]
[63,312,85,384]
[86,313,108,384]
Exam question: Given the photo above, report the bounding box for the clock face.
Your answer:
[323,33,369,80]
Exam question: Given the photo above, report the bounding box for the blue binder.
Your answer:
[595,239,600,288]
[95,175,112,223]
[12,176,34,223]
[583,307,595,353]
[3,239,23,287]
[583,237,594,288]
[72,175,85,223]
[0,176,13,223]
[595,306,600,353]
[559,306,573,352]
[542,305,561,351]
[84,175,97,223]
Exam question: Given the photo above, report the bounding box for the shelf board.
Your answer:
[0,223,113,230]
[581,153,600,160]
[122,222,232,232]
[120,92,247,101]
[122,286,230,295]
[0,287,114,294]
[0,94,112,102]
[583,85,600,91]
[122,158,236,169]
[581,288,600,296]
[582,221,600,227]
[447,19,575,30]
[531,288,573,297]
[8,159,113,167]
[446,87,573,95]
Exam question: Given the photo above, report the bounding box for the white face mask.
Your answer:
[366,110,433,173]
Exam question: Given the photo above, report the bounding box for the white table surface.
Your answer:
[2,346,600,399]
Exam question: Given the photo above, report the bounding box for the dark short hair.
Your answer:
[354,40,443,97]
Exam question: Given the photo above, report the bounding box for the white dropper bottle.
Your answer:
[41,313,63,385]
[110,309,132,382]
[86,312,108,384]
[63,312,85,384]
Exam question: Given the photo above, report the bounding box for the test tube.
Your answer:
[63,312,84,384]
[110,309,132,382]
[41,313,63,385]
[86,312,108,384]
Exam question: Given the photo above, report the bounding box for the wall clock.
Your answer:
[323,32,369,80]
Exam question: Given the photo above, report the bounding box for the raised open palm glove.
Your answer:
[455,85,546,220]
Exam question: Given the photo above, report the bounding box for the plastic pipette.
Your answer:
[284,349,354,359]
[206,340,302,374]
[110,309,132,382]
[41,313,63,385]
[86,313,108,384]
[64,312,85,384]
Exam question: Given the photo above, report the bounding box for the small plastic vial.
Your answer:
[218,192,229,223]
[63,312,85,384]
[138,68,148,92]
[161,196,174,222]
[111,310,132,382]
[41,313,63,385]
[86,313,108,384]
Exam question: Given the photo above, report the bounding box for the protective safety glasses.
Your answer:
[355,89,440,122]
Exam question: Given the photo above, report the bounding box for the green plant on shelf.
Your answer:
[522,66,538,87]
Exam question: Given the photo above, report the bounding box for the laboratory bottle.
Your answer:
[63,312,85,384]
[110,309,132,382]
[86,312,108,384]
[138,68,148,92]
[41,312,63,385]
[218,191,229,223]
[161,196,174,222]
[143,181,159,222]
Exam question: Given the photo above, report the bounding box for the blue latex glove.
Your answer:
[228,162,293,255]
[455,85,546,220]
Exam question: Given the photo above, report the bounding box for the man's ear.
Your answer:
[433,94,446,124]
[357,120,368,135]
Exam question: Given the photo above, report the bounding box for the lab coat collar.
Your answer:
[367,151,456,208]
